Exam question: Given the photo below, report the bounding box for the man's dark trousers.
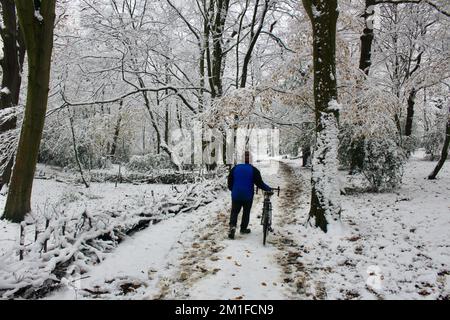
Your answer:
[230,199,253,231]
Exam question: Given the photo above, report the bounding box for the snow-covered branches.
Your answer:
[0,178,225,299]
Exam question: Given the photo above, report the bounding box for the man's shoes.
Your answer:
[240,228,251,234]
[228,227,236,239]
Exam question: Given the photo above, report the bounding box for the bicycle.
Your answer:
[257,186,280,246]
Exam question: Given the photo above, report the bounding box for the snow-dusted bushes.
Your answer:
[126,153,178,173]
[402,135,421,156]
[422,130,443,161]
[422,104,448,160]
[362,138,406,192]
[339,82,407,191]
[338,123,361,170]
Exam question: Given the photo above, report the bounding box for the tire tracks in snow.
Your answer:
[271,161,327,299]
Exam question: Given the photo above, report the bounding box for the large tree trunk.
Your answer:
[3,0,56,222]
[428,112,450,180]
[303,0,341,232]
[0,0,26,188]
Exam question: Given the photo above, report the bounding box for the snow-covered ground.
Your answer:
[1,155,449,300]
[283,154,450,300]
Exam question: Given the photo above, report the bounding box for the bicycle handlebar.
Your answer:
[259,186,280,197]
[274,186,280,196]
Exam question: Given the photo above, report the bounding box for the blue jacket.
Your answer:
[227,164,271,202]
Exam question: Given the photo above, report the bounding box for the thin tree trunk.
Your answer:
[142,124,146,154]
[164,60,170,145]
[68,109,89,188]
[165,103,169,145]
[176,104,182,129]
[235,0,250,88]
[405,88,416,137]
[145,92,161,154]
[428,113,450,180]
[110,115,122,157]
[204,0,216,98]
[109,101,123,157]
[137,75,161,154]
[199,39,205,111]
[155,92,161,153]
[303,0,341,233]
[302,145,311,167]
[3,0,56,222]
[359,0,375,75]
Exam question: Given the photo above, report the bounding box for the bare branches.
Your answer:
[240,0,271,88]
[374,0,450,17]
[260,30,296,53]
[49,85,206,116]
[166,0,201,41]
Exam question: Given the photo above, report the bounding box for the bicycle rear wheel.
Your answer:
[263,214,269,246]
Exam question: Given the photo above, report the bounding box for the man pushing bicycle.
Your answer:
[227,151,272,240]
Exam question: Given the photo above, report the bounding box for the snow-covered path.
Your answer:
[170,165,292,300]
[46,160,306,300]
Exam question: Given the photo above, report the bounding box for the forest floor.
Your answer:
[1,153,450,300]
